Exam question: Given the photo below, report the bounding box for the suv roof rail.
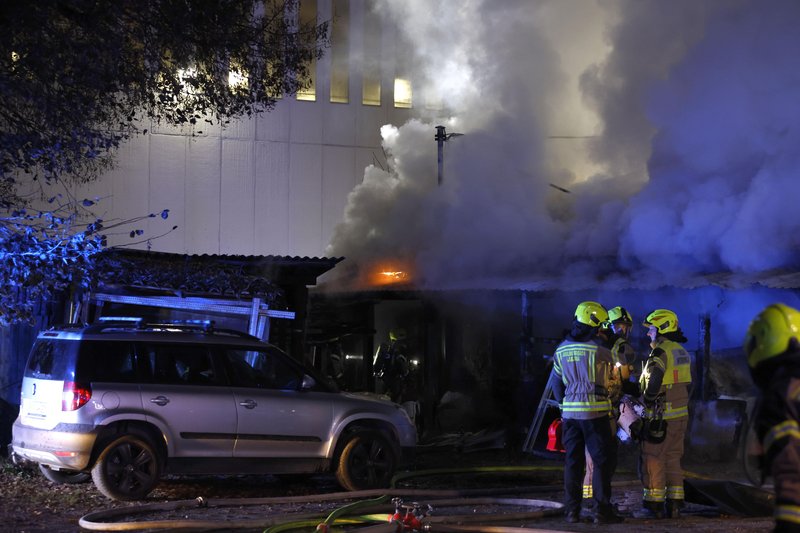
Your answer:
[144,323,259,340]
[145,320,215,333]
[97,316,145,326]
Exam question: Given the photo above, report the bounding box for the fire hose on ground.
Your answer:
[78,464,571,531]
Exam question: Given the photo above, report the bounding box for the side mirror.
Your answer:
[300,374,316,391]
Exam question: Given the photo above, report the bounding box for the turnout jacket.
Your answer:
[754,355,800,530]
[552,336,614,420]
[606,334,638,402]
[640,336,692,420]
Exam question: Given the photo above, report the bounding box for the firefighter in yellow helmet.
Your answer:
[634,309,691,519]
[744,303,800,533]
[373,328,409,403]
[552,301,623,524]
[582,306,640,501]
[607,306,638,382]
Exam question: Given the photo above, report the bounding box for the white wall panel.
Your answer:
[196,113,222,138]
[254,141,290,254]
[186,136,222,254]
[222,115,256,140]
[289,144,323,256]
[220,140,255,254]
[323,102,357,146]
[148,135,187,252]
[150,120,193,137]
[106,135,151,249]
[289,100,324,145]
[355,105,388,148]
[322,146,355,250]
[256,99,291,142]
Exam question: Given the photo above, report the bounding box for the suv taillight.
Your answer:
[62,382,92,411]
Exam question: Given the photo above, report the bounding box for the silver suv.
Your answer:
[11,318,416,500]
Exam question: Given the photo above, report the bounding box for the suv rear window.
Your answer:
[24,340,78,380]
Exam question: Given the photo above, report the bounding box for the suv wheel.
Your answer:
[335,431,397,491]
[91,434,161,500]
[38,464,91,484]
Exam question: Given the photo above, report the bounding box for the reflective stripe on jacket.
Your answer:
[553,340,613,420]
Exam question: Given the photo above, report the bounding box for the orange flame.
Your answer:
[366,260,414,287]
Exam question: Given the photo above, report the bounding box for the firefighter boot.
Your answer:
[666,499,684,518]
[632,501,665,519]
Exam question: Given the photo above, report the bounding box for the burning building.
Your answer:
[8,0,800,453]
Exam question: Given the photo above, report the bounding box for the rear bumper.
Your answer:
[11,419,97,471]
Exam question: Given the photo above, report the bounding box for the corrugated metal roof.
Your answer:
[93,249,343,303]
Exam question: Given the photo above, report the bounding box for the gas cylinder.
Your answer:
[546,417,566,452]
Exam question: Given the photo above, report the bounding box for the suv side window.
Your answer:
[225,348,304,390]
[76,341,137,383]
[140,343,222,386]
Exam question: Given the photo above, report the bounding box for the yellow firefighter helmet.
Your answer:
[743,303,800,369]
[574,301,608,328]
[608,306,633,325]
[643,309,678,334]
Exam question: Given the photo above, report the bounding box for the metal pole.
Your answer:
[697,313,711,401]
[435,125,446,186]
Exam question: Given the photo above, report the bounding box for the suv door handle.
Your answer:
[149,396,170,406]
[239,399,257,409]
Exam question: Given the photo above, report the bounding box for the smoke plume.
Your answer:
[326,0,800,297]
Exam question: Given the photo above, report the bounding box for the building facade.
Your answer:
[85,0,423,259]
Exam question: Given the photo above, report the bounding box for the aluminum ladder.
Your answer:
[522,368,560,453]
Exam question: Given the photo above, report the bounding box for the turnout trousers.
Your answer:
[640,415,688,503]
[562,416,617,515]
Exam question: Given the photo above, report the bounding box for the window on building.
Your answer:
[330,0,349,104]
[394,78,412,108]
[296,0,317,102]
[393,31,413,108]
[362,2,381,106]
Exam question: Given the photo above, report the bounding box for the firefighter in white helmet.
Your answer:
[634,309,691,519]
[582,306,640,501]
[552,301,623,524]
[744,303,800,533]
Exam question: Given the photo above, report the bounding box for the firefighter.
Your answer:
[552,301,623,524]
[635,309,691,519]
[373,328,409,403]
[582,306,640,501]
[606,306,638,385]
[744,303,800,533]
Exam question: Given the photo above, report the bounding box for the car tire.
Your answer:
[335,431,397,491]
[91,434,161,501]
[38,464,91,484]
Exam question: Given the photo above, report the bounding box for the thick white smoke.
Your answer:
[326,0,800,303]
